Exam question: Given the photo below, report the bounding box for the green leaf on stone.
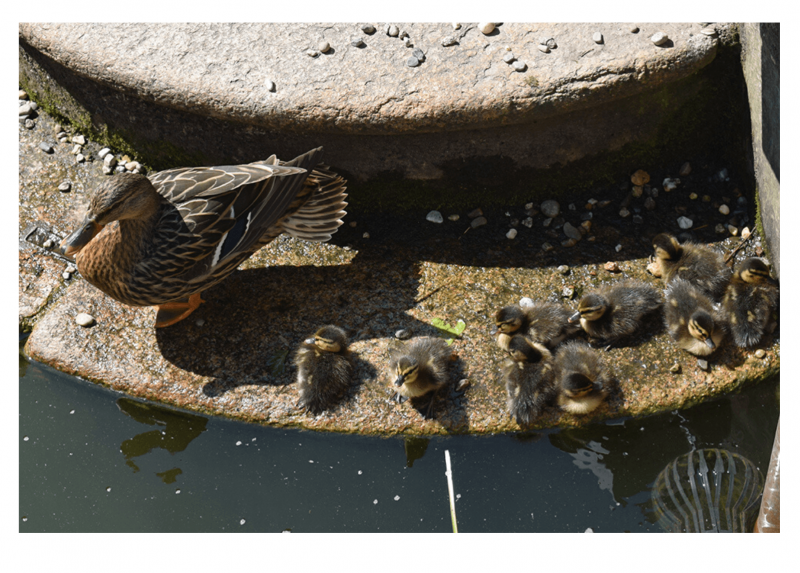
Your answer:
[431,318,466,345]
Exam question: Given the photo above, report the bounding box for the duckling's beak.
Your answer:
[569,311,581,324]
[704,338,716,349]
[304,337,316,345]
[393,374,406,387]
[60,217,103,257]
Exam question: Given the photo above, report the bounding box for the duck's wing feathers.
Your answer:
[280,164,348,242]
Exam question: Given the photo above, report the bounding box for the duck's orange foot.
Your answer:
[155,292,205,328]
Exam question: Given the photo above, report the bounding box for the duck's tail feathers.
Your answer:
[282,164,348,242]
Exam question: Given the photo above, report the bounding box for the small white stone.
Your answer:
[619,208,630,218]
[540,200,560,218]
[125,161,141,171]
[265,80,276,92]
[593,32,603,44]
[19,90,28,100]
[307,49,320,57]
[689,193,698,200]
[741,227,751,239]
[522,217,533,228]
[524,202,534,210]
[426,210,443,224]
[512,61,527,72]
[75,313,95,327]
[719,204,730,215]
[728,225,739,236]
[615,244,623,253]
[43,239,54,248]
[318,41,330,53]
[102,165,114,175]
[519,297,535,308]
[71,144,82,155]
[453,23,461,30]
[506,228,518,239]
[754,349,766,359]
[104,154,117,167]
[442,36,457,47]
[503,52,515,64]
[701,26,718,36]
[479,22,495,35]
[651,32,669,46]
[585,528,594,533]
[677,216,693,229]
[71,135,86,145]
[76,154,85,163]
[663,178,680,191]
[537,44,550,53]
[448,214,459,221]
[388,25,399,37]
[98,148,111,159]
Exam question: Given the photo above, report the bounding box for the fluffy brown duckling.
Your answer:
[664,279,726,356]
[570,281,663,349]
[722,258,779,347]
[553,341,610,415]
[389,336,452,416]
[294,325,353,414]
[650,233,731,300]
[493,301,580,350]
[501,335,557,426]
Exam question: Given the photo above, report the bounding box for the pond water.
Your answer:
[19,341,778,533]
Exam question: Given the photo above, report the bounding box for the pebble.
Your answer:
[615,244,623,253]
[619,208,630,218]
[75,313,95,327]
[563,222,582,241]
[104,154,117,166]
[697,358,709,371]
[537,44,550,53]
[125,161,141,172]
[76,154,85,163]
[679,162,692,176]
[412,48,425,61]
[351,37,364,47]
[718,168,729,181]
[19,102,32,116]
[503,52,515,64]
[677,216,693,229]
[24,119,35,129]
[266,80,276,92]
[689,192,698,200]
[754,349,766,359]
[593,32,604,44]
[701,26,718,37]
[540,200,560,218]
[407,56,420,67]
[453,23,462,30]
[604,261,620,273]
[715,223,726,234]
[362,232,370,239]
[426,210,443,224]
[43,239,54,248]
[728,225,739,236]
[631,169,650,186]
[631,185,643,198]
[719,204,730,215]
[541,242,554,252]
[561,239,577,248]
[71,144,82,155]
[58,181,71,192]
[663,178,680,191]
[196,318,205,327]
[448,214,460,221]
[506,228,518,239]
[651,32,669,46]
[585,528,594,533]
[71,135,86,145]
[519,297,535,308]
[741,227,751,239]
[39,142,54,153]
[388,25,399,37]
[630,26,640,33]
[471,216,488,229]
[318,41,330,53]
[512,61,527,72]
[403,37,413,47]
[442,36,457,47]
[102,164,114,175]
[395,329,411,340]
[19,89,28,100]
[644,197,656,211]
[307,49,320,57]
[479,22,495,35]
[98,148,111,159]
[456,379,470,392]
[557,265,570,275]
[522,217,533,228]
[542,217,553,227]
[562,286,575,298]
[361,24,376,35]
[670,363,681,373]
[348,221,357,228]
[540,37,557,49]
[468,208,483,218]
[66,264,77,273]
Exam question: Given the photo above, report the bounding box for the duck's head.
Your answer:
[394,356,419,387]
[738,258,777,286]
[571,294,608,323]
[493,305,524,335]
[652,233,681,261]
[688,311,717,349]
[311,325,349,353]
[506,335,547,363]
[562,373,595,398]
[60,173,158,256]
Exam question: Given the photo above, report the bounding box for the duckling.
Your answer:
[501,335,557,426]
[493,301,580,350]
[722,258,779,347]
[389,336,452,416]
[650,233,731,300]
[570,281,663,349]
[553,341,610,415]
[664,279,726,356]
[294,325,353,414]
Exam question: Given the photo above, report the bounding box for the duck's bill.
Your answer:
[704,338,716,349]
[60,218,103,256]
[393,375,405,387]
[568,311,581,324]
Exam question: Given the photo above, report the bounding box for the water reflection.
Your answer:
[116,398,207,480]
[403,436,430,467]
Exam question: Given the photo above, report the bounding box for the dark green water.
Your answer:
[19,347,778,533]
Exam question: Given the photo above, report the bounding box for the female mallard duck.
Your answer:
[650,233,731,300]
[389,336,452,417]
[501,334,557,426]
[294,325,353,414]
[553,341,610,415]
[59,147,347,327]
[570,281,663,349]
[722,258,779,347]
[664,279,726,356]
[493,301,580,350]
